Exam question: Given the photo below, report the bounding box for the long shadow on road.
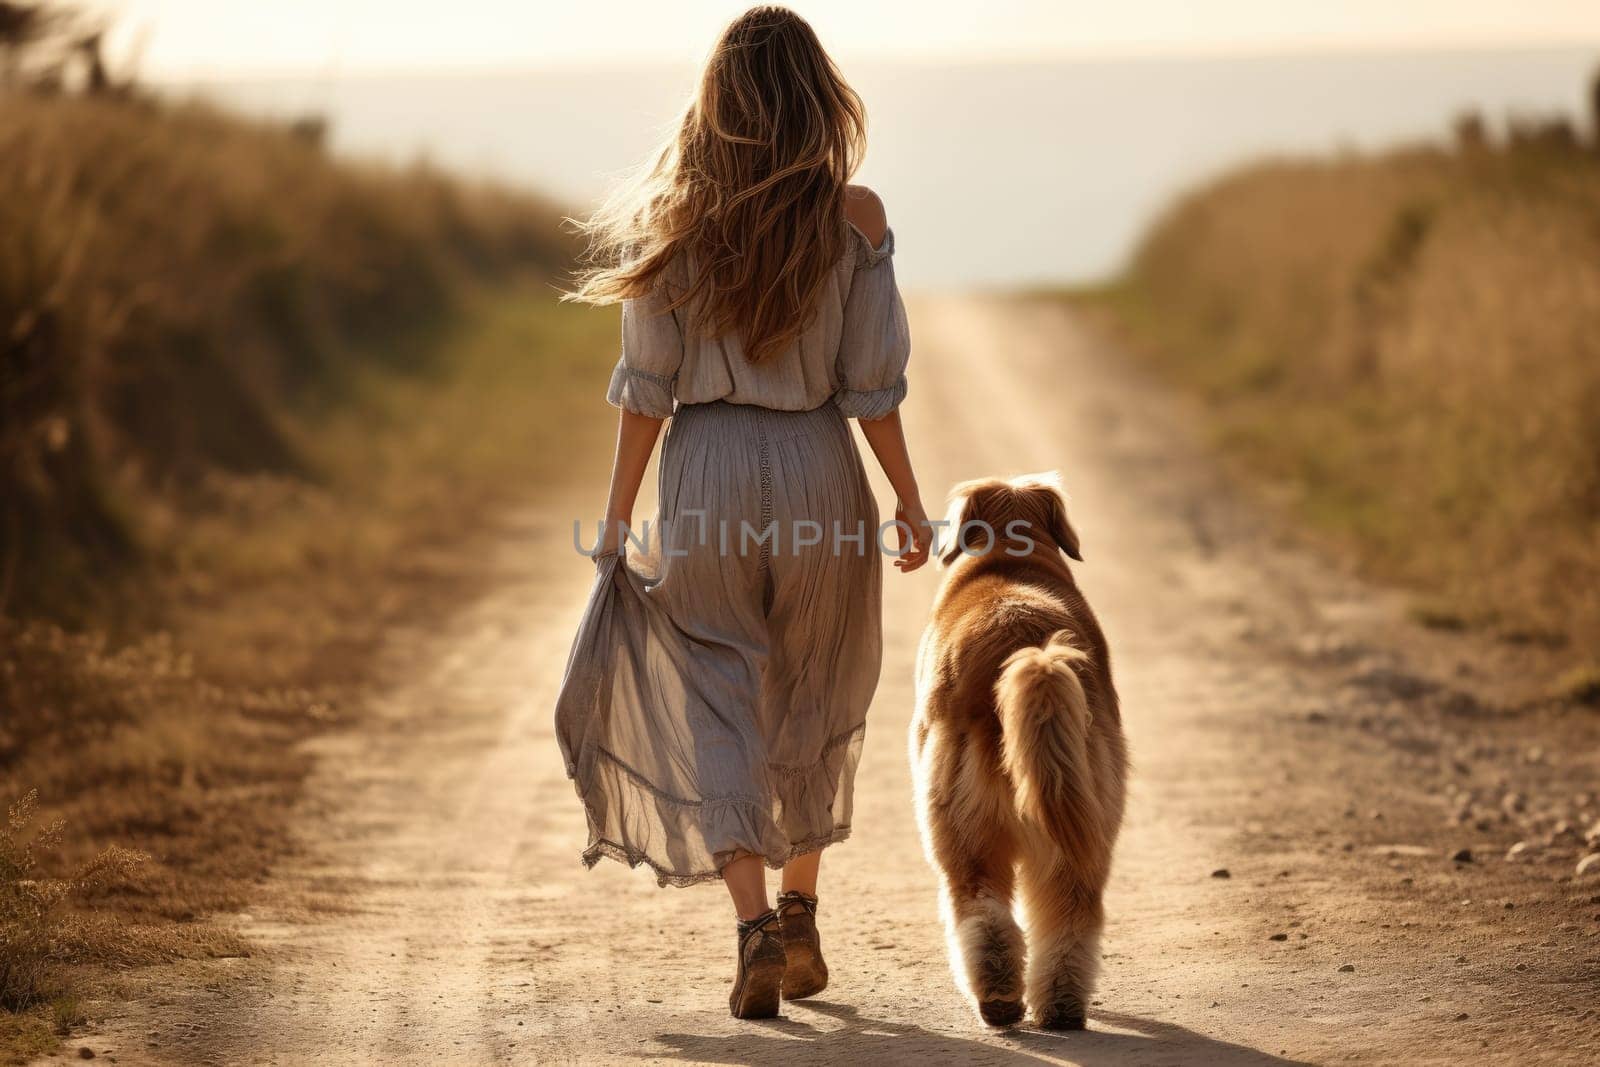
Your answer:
[650,999,1310,1066]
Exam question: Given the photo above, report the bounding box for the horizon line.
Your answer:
[144,37,1600,84]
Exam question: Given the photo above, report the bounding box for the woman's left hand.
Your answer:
[893,498,931,572]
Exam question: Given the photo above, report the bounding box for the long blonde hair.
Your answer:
[568,6,867,363]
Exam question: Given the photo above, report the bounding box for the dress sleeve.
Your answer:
[833,228,910,420]
[605,285,684,418]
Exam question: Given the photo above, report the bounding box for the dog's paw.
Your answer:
[1036,1003,1087,1031]
[977,998,1025,1027]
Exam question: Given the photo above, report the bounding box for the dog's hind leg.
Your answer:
[1017,842,1106,1030]
[924,757,1026,1026]
[941,854,1025,1027]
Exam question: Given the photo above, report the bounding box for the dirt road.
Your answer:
[61,297,1600,1065]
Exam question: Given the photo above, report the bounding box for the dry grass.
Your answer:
[1,792,145,1009]
[1087,138,1600,657]
[0,92,571,623]
[0,287,618,1061]
[1,789,147,1061]
[0,83,616,1059]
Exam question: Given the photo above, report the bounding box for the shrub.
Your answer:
[0,790,143,1012]
[1107,139,1600,649]
[0,93,570,621]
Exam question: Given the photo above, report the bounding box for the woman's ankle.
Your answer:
[779,850,822,896]
[722,853,770,920]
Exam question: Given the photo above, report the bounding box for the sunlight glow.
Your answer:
[93,0,1600,79]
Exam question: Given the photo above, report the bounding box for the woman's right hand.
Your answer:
[893,498,931,572]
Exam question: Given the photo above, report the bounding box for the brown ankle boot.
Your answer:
[777,890,828,999]
[729,910,785,1019]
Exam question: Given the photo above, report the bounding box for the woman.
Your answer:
[555,6,929,1019]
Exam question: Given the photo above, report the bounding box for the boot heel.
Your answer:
[729,911,786,1019]
[777,890,829,1000]
[731,954,785,1018]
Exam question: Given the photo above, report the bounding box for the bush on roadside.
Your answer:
[0,92,570,622]
[1099,135,1600,650]
[1,791,144,1012]
[0,16,600,1055]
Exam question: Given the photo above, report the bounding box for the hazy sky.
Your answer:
[97,1,1600,78]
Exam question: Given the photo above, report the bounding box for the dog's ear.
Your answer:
[1016,473,1082,562]
[939,487,974,567]
[938,479,992,567]
[1045,494,1083,561]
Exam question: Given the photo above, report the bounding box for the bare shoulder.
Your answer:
[843,184,889,247]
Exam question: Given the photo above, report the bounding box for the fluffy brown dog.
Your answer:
[911,473,1128,1030]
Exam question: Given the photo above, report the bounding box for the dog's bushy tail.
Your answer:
[996,630,1099,857]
